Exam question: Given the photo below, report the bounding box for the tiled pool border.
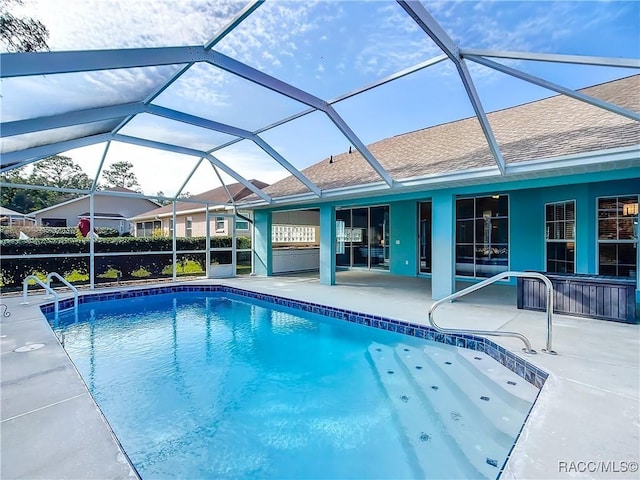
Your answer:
[42,283,548,390]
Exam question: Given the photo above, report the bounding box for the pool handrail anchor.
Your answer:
[428,271,556,355]
[21,275,60,320]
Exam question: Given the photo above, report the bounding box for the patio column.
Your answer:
[319,205,336,285]
[431,191,455,300]
[253,210,272,276]
[574,185,592,274]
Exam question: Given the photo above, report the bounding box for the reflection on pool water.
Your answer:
[51,292,539,479]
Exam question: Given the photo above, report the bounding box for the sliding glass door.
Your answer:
[369,206,389,270]
[418,202,432,274]
[336,205,389,270]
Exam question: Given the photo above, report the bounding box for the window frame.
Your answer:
[42,218,67,227]
[236,218,250,231]
[596,194,639,277]
[185,216,193,238]
[455,194,510,278]
[136,220,160,237]
[215,216,225,233]
[544,199,576,274]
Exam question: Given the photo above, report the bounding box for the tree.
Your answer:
[102,161,141,191]
[31,156,92,190]
[0,155,91,213]
[0,166,35,213]
[155,191,192,206]
[0,0,49,53]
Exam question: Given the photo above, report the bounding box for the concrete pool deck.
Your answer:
[1,271,638,479]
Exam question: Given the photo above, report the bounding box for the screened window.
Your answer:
[455,195,509,278]
[42,218,66,227]
[545,200,575,273]
[136,221,160,237]
[168,219,173,237]
[216,216,225,232]
[598,195,638,277]
[186,217,193,238]
[236,218,249,230]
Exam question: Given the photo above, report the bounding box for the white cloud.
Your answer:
[28,0,244,51]
[6,0,636,197]
[352,3,442,78]
[215,1,325,70]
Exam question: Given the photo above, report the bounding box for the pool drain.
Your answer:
[14,343,45,352]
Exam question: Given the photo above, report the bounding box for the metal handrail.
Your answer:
[428,271,556,355]
[21,275,60,320]
[46,272,79,307]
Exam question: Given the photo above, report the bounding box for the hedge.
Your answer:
[0,236,251,287]
[0,226,120,239]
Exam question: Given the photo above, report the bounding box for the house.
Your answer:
[31,187,160,235]
[130,180,269,238]
[242,75,639,307]
[0,206,35,226]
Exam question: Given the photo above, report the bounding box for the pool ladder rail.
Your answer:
[21,272,79,322]
[428,271,556,355]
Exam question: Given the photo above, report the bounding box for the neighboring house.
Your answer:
[31,187,160,235]
[130,180,269,238]
[0,206,36,226]
[242,75,640,304]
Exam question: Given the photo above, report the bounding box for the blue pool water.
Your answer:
[51,292,537,479]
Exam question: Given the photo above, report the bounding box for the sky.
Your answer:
[2,0,639,198]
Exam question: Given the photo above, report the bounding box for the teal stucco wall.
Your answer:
[389,200,417,276]
[251,168,639,302]
[253,210,272,276]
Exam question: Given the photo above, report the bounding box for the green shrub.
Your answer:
[0,226,119,239]
[1,238,88,286]
[0,235,246,287]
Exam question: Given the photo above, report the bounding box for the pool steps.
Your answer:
[369,342,536,480]
[455,347,539,409]
[397,345,513,479]
[416,344,535,440]
[367,344,483,480]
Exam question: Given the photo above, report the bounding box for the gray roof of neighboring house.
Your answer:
[30,187,158,215]
[0,206,33,217]
[251,75,639,200]
[132,180,270,219]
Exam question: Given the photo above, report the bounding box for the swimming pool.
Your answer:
[47,286,545,479]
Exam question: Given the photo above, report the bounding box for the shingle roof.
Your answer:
[133,179,269,218]
[255,75,639,199]
[0,206,32,217]
[29,186,159,215]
